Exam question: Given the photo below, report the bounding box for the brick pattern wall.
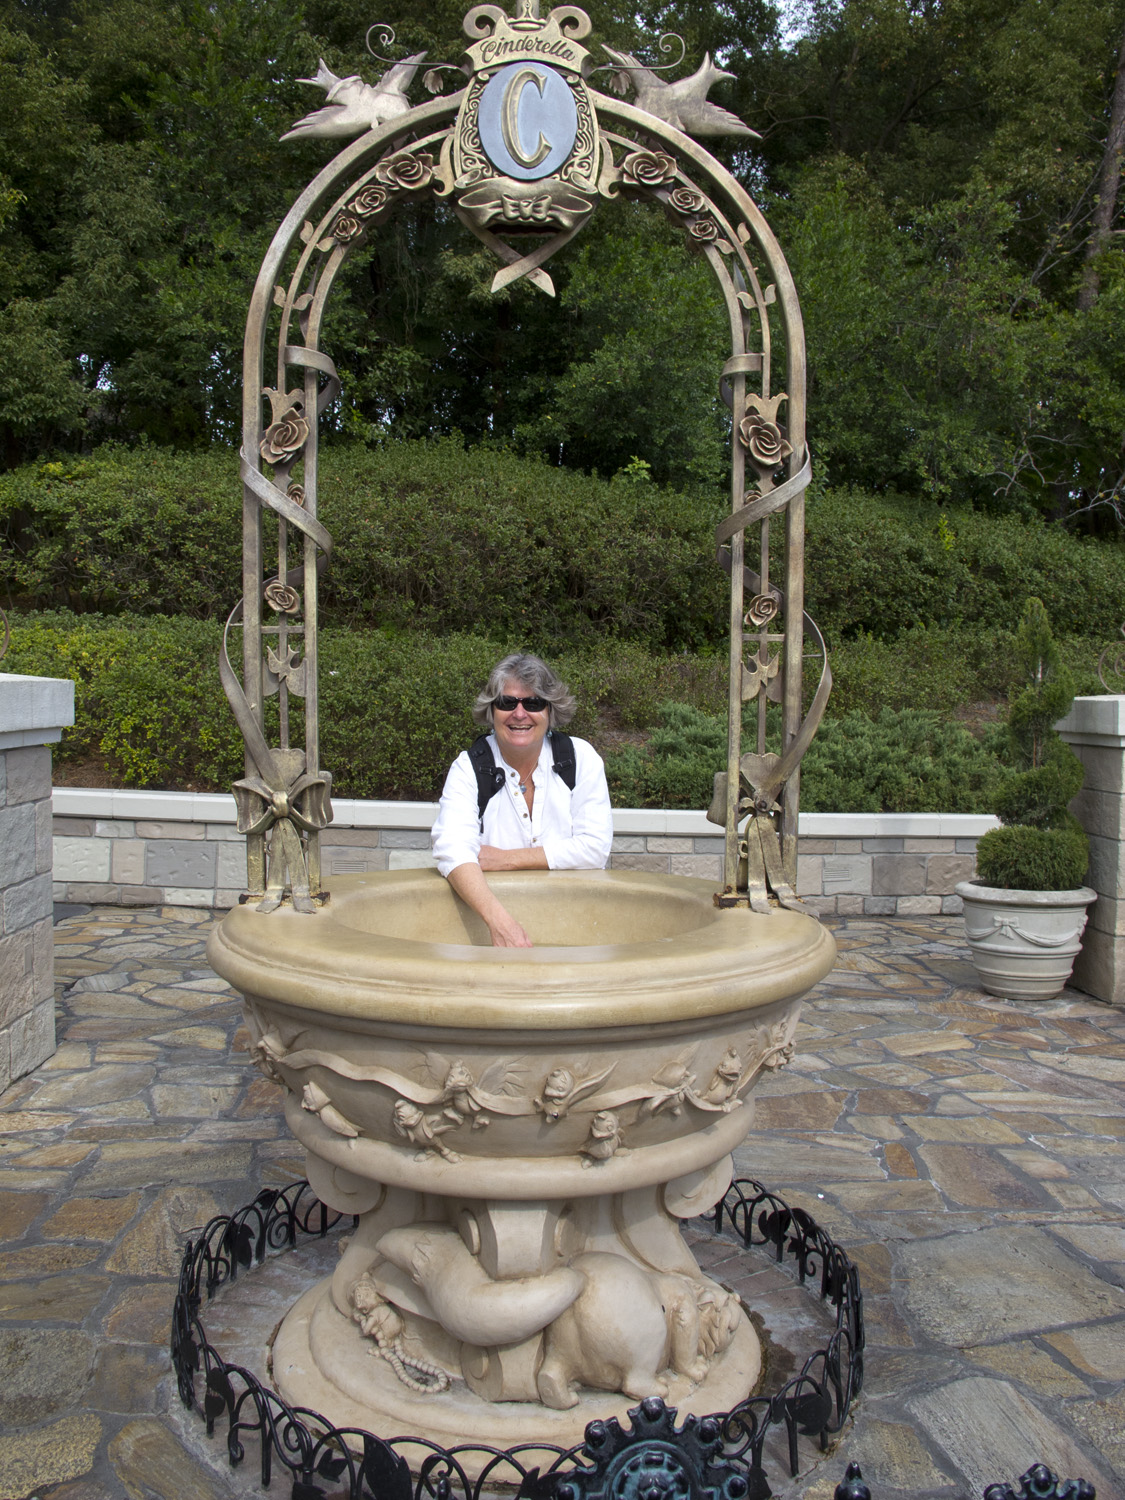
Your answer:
[52,806,981,916]
[1,746,57,1090]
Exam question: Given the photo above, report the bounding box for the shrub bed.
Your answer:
[5,610,1105,809]
[3,612,724,799]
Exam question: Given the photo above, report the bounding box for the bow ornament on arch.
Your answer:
[232,750,333,913]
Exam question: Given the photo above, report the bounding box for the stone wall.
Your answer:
[52,788,993,916]
[1,673,74,1090]
[1058,695,1125,1005]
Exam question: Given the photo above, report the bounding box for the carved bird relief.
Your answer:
[602,48,760,140]
[282,54,427,142]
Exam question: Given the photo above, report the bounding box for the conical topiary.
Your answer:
[974,598,1088,891]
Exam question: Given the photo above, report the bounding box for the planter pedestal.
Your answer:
[955,881,1097,1001]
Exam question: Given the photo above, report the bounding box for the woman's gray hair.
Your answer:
[472,653,577,729]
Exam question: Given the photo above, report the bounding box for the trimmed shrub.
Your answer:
[4,611,244,788]
[0,441,726,650]
[804,488,1125,642]
[1,613,725,798]
[974,598,1089,890]
[801,708,1003,814]
[973,824,1089,891]
[603,701,1004,813]
[0,451,244,618]
[0,607,1091,814]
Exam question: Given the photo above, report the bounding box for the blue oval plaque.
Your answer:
[477,63,579,181]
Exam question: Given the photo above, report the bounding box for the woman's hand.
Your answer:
[446,860,534,947]
[488,910,533,947]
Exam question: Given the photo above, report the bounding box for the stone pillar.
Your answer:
[0,673,75,1089]
[1057,695,1125,1006]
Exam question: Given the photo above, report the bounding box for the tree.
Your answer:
[750,0,1125,521]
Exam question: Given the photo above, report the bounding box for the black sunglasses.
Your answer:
[493,695,548,712]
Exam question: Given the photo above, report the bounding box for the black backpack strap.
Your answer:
[468,736,506,823]
[550,731,577,790]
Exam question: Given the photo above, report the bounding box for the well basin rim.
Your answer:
[207,869,837,1029]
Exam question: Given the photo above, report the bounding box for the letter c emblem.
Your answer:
[501,68,551,169]
[477,62,579,181]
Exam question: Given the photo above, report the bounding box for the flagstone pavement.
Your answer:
[0,906,1122,1500]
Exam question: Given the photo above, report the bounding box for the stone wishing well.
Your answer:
[205,0,840,1467]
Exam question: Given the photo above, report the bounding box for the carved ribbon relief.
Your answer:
[247,1005,800,1161]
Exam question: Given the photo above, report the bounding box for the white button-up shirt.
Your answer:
[431,733,613,878]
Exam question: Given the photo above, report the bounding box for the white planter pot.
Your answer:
[955,881,1097,1001]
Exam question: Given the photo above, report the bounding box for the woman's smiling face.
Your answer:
[492,679,549,766]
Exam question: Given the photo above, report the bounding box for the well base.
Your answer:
[273,1279,762,1470]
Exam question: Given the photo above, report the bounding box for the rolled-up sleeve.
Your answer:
[540,740,613,871]
[431,752,482,878]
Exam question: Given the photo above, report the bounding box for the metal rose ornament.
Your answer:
[264,580,301,615]
[621,150,677,188]
[669,185,705,214]
[374,149,434,191]
[745,593,780,628]
[332,213,365,244]
[738,393,793,476]
[259,390,310,468]
[351,184,389,218]
[687,217,719,244]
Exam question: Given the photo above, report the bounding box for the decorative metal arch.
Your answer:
[223,0,830,913]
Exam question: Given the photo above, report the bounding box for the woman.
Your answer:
[431,653,613,947]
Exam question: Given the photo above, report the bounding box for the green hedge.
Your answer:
[804,488,1125,642]
[2,442,1121,649]
[0,442,725,651]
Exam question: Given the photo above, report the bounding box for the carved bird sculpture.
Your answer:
[282,53,427,142]
[602,48,760,140]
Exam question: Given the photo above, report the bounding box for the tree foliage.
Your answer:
[1,0,1124,524]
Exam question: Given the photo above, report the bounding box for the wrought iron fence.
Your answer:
[172,1178,862,1499]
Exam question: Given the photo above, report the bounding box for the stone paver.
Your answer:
[0,908,1120,1498]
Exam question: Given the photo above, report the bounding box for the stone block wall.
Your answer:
[1,673,74,1090]
[51,790,996,916]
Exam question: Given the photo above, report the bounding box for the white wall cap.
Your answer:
[799,812,999,837]
[1057,694,1125,748]
[612,808,718,835]
[53,787,237,821]
[0,728,62,750]
[330,799,437,829]
[50,786,1000,839]
[0,673,75,741]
